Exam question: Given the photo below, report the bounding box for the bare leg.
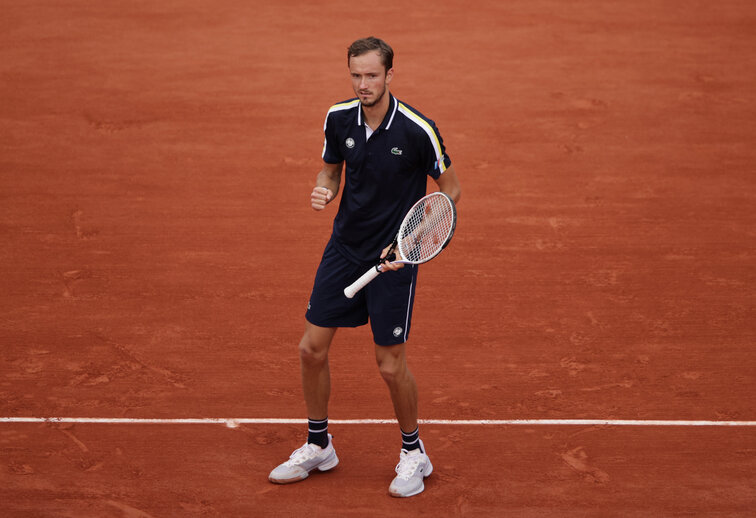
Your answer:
[299,322,337,421]
[268,322,340,483]
[380,344,431,498]
[374,343,418,432]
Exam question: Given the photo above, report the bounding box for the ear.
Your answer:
[385,67,394,85]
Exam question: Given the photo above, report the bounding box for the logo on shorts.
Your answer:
[345,138,355,149]
[393,326,403,338]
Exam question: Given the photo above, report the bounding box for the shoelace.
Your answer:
[394,450,423,480]
[286,443,321,466]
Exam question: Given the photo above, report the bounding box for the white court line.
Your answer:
[1,417,756,426]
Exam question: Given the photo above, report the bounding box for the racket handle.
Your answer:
[344,265,382,299]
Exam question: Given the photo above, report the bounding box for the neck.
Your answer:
[362,92,390,129]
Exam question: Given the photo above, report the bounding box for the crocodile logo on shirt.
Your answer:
[391,147,403,156]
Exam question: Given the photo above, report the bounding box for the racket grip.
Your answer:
[344,265,382,299]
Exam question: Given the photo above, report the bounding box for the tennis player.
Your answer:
[269,36,461,498]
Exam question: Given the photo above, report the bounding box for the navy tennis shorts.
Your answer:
[305,240,418,346]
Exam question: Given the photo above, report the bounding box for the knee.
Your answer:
[298,335,329,367]
[378,362,396,384]
[376,351,405,385]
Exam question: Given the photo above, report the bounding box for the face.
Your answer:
[348,50,393,107]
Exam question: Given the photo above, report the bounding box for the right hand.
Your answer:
[311,186,333,210]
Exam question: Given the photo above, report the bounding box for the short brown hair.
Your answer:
[347,37,394,72]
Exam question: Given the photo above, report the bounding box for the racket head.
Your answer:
[396,192,457,264]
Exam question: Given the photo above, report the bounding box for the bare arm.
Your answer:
[433,164,461,204]
[311,161,344,210]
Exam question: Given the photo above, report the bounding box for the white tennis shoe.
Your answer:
[388,439,433,497]
[268,434,339,484]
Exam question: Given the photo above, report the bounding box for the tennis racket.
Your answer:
[343,191,457,299]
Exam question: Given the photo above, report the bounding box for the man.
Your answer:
[269,36,461,498]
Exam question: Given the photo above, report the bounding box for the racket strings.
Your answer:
[398,195,455,262]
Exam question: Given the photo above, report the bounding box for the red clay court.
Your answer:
[1,1,755,516]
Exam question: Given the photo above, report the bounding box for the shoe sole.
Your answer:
[268,451,339,484]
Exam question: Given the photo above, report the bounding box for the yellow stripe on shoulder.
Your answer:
[397,103,447,173]
[323,99,360,131]
[328,99,360,113]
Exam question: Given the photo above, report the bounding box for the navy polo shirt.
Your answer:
[321,93,452,264]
